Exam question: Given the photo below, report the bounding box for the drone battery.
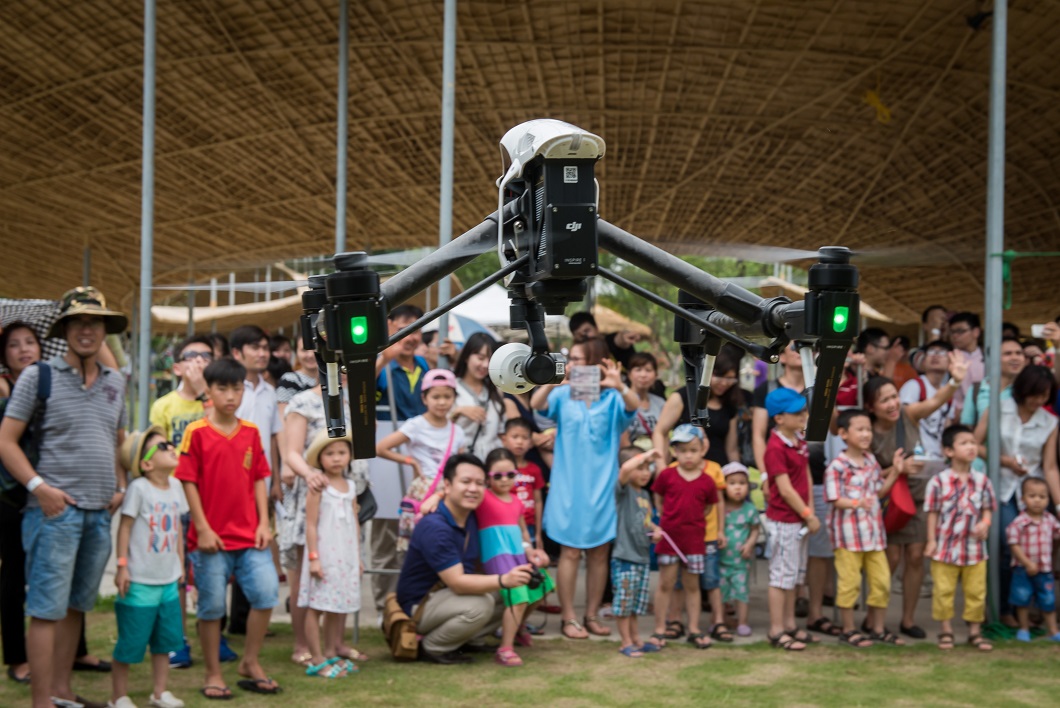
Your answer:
[529,160,598,280]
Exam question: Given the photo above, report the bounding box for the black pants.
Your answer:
[228,581,250,635]
[0,502,88,666]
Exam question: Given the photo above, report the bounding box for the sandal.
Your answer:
[336,647,369,662]
[305,661,346,679]
[968,634,993,652]
[785,628,820,644]
[838,630,873,648]
[515,626,534,647]
[584,615,612,636]
[937,632,955,650]
[663,620,686,640]
[807,617,842,637]
[869,630,905,646]
[494,647,523,667]
[768,632,806,651]
[637,641,662,653]
[647,633,669,648]
[561,619,588,639]
[199,686,233,701]
[686,632,712,649]
[290,652,312,667]
[617,645,644,659]
[709,623,734,642]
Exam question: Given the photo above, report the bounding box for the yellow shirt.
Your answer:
[149,390,205,449]
[703,460,726,542]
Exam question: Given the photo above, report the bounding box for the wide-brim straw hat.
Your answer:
[120,424,166,477]
[46,286,128,339]
[305,428,352,470]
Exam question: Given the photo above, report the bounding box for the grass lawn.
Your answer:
[3,607,1058,707]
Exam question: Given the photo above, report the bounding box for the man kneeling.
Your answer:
[396,453,533,664]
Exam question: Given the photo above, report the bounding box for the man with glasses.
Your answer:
[0,287,128,708]
[150,335,215,449]
[947,312,986,422]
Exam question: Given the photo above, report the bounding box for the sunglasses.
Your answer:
[489,471,517,480]
[143,441,175,462]
[181,351,214,362]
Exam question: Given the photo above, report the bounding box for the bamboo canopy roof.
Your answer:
[2,1,1058,325]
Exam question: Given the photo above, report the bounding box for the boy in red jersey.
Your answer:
[176,358,279,699]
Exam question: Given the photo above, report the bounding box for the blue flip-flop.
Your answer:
[617,645,644,658]
[636,642,662,653]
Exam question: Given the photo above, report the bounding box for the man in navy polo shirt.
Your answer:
[397,453,533,664]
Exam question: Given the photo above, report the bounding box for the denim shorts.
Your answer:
[22,506,112,621]
[698,542,721,591]
[114,581,183,663]
[1009,566,1056,613]
[190,548,278,621]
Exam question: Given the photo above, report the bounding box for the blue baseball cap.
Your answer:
[765,387,807,418]
[670,423,706,444]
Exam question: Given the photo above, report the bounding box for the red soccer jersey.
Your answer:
[653,465,717,557]
[764,430,810,524]
[512,461,545,528]
[175,418,272,552]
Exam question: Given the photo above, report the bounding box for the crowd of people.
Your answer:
[1,287,1060,706]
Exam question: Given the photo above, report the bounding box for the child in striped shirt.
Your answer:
[924,424,996,652]
[1006,476,1060,642]
[824,409,905,648]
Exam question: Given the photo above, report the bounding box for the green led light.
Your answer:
[350,316,368,345]
[832,306,849,333]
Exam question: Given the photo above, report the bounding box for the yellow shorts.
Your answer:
[930,560,987,623]
[833,548,891,610]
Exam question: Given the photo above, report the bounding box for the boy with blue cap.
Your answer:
[763,387,819,651]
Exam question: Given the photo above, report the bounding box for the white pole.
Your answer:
[983,0,1007,620]
[335,0,349,254]
[436,0,457,365]
[136,0,157,428]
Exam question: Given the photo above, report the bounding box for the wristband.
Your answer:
[116,486,126,494]
[498,573,506,589]
[800,506,812,519]
[947,378,960,388]
[522,541,533,550]
[116,557,128,567]
[26,476,44,493]
[620,385,630,396]
[404,456,414,465]
[308,552,320,561]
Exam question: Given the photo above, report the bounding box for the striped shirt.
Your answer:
[5,356,126,510]
[824,451,886,552]
[923,468,996,566]
[1005,512,1060,571]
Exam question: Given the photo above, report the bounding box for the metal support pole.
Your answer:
[83,247,91,287]
[335,0,349,253]
[136,0,157,429]
[228,272,235,307]
[186,275,195,339]
[984,0,1007,622]
[436,0,457,366]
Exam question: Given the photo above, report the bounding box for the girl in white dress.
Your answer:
[298,431,363,678]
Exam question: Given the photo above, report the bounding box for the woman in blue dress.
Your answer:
[530,338,638,639]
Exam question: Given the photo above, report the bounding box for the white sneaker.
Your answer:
[149,692,184,708]
[107,697,138,708]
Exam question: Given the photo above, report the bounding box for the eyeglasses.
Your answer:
[143,441,175,462]
[925,348,949,357]
[949,327,971,336]
[181,351,214,362]
[489,471,517,480]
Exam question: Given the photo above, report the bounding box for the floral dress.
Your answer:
[280,388,369,555]
[719,500,760,604]
[297,482,361,613]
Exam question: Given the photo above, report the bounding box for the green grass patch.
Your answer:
[1,612,1058,707]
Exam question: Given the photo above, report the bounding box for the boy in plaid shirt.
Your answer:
[924,424,996,652]
[824,410,906,648]
[1006,476,1060,642]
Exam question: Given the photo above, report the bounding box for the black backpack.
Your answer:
[0,362,52,508]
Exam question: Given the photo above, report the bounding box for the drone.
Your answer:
[301,119,861,459]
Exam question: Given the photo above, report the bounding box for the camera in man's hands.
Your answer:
[526,567,545,591]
